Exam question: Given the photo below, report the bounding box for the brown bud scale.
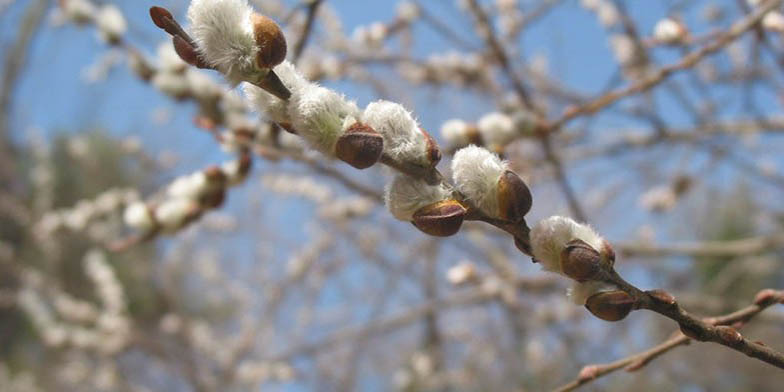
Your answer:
[496,170,532,223]
[585,290,635,322]
[412,200,467,237]
[335,123,384,169]
[252,13,287,69]
[561,239,601,282]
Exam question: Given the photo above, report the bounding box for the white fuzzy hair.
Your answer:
[385,175,450,221]
[187,0,258,83]
[529,216,605,274]
[568,281,616,305]
[440,119,470,148]
[244,61,309,125]
[96,4,127,43]
[363,100,428,166]
[477,112,515,147]
[288,84,359,154]
[451,145,506,217]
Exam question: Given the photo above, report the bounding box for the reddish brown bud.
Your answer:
[420,128,441,166]
[602,240,615,266]
[754,289,782,307]
[561,239,601,282]
[335,123,384,169]
[204,166,227,184]
[496,170,532,222]
[172,36,211,69]
[149,6,174,30]
[412,200,467,237]
[715,326,743,345]
[646,289,676,306]
[251,13,287,69]
[585,290,635,322]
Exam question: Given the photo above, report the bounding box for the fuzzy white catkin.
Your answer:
[763,11,784,33]
[96,4,126,43]
[451,145,506,217]
[288,84,360,154]
[63,0,96,24]
[154,199,196,232]
[653,18,684,44]
[477,112,515,148]
[123,202,154,231]
[167,172,210,200]
[440,119,471,148]
[363,100,428,166]
[385,175,450,221]
[244,61,309,124]
[187,0,258,83]
[529,216,605,275]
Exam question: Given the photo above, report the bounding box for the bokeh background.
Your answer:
[1,0,784,391]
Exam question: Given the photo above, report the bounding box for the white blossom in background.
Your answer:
[477,112,515,149]
[653,18,687,45]
[440,119,472,149]
[95,4,126,43]
[154,198,198,233]
[451,145,506,217]
[61,0,96,25]
[639,185,677,212]
[447,261,478,285]
[123,201,155,232]
[762,11,784,33]
[385,175,450,221]
[396,1,420,23]
[596,1,619,27]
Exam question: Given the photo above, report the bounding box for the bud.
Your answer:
[421,128,441,167]
[646,289,676,306]
[496,170,532,222]
[585,290,635,322]
[173,36,211,69]
[334,123,384,169]
[560,239,601,282]
[653,18,688,45]
[753,289,782,306]
[412,200,467,237]
[715,326,743,345]
[251,13,287,69]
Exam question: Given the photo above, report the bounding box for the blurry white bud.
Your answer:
[451,145,506,216]
[157,41,187,73]
[580,0,601,11]
[96,4,126,44]
[123,202,155,231]
[639,185,677,212]
[385,175,449,221]
[185,70,221,101]
[154,199,198,232]
[244,61,308,124]
[596,2,619,27]
[363,100,430,166]
[440,119,472,148]
[187,0,258,82]
[763,11,784,33]
[167,172,210,200]
[653,18,687,45]
[529,216,607,277]
[397,1,420,22]
[152,72,190,99]
[288,83,359,154]
[447,261,478,285]
[477,112,515,149]
[221,155,252,185]
[62,0,95,24]
[609,34,636,65]
[159,313,182,334]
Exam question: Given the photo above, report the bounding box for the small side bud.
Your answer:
[585,290,635,322]
[561,239,601,282]
[646,289,676,306]
[335,123,384,169]
[715,326,743,345]
[251,13,287,69]
[421,128,441,167]
[754,289,782,306]
[496,170,532,222]
[149,6,174,30]
[412,200,467,237]
[172,36,210,69]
